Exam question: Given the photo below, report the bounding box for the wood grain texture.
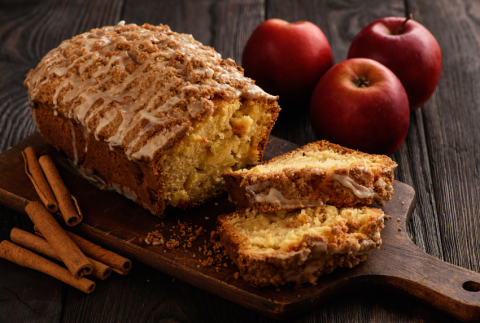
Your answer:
[2,132,480,321]
[0,0,479,322]
[266,0,463,322]
[0,0,124,322]
[407,0,480,273]
[0,0,124,153]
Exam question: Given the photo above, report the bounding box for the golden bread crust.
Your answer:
[32,102,166,216]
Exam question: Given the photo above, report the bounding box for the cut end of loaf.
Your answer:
[163,98,278,208]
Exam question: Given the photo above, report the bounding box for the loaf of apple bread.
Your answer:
[223,140,396,213]
[24,22,280,217]
[217,205,385,287]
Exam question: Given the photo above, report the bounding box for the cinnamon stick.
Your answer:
[66,231,132,275]
[0,240,95,294]
[38,155,82,226]
[11,228,111,280]
[26,201,92,278]
[22,147,58,213]
[35,226,131,275]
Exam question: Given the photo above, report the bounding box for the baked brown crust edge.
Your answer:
[32,102,167,217]
[31,97,280,216]
[223,140,396,213]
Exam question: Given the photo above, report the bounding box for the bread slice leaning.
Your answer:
[223,140,397,213]
[217,205,385,287]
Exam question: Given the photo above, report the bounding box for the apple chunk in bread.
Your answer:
[163,98,277,207]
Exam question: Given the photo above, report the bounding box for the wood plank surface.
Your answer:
[0,0,479,322]
[1,1,125,322]
[407,0,480,272]
[2,132,480,321]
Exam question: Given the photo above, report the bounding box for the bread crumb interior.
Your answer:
[230,206,382,254]
[163,98,272,206]
[245,146,387,173]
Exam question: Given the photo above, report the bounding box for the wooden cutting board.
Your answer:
[0,132,479,322]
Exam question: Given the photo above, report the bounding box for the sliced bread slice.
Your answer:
[223,140,397,213]
[217,205,385,287]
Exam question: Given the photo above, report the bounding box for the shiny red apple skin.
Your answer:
[242,19,334,101]
[309,58,410,155]
[347,17,442,111]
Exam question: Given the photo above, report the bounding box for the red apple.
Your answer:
[347,16,442,111]
[309,58,410,155]
[242,19,334,101]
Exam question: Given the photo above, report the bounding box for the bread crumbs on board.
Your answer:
[141,221,230,269]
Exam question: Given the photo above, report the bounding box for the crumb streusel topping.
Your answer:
[25,22,276,162]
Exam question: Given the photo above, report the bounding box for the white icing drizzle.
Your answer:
[68,120,79,164]
[332,174,377,199]
[111,183,138,202]
[25,23,277,162]
[246,182,323,208]
[280,238,378,283]
[65,161,141,206]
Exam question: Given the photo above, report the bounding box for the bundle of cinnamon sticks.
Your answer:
[0,147,132,294]
[22,146,82,226]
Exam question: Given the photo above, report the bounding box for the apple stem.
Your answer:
[353,76,370,88]
[396,14,413,35]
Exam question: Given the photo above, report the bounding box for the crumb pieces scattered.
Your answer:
[234,272,240,279]
[397,218,401,222]
[398,227,402,231]
[172,279,175,282]
[205,217,209,220]
[166,239,180,249]
[141,223,230,272]
[144,230,165,245]
[402,201,405,205]
[298,295,300,298]
[384,215,392,219]
[143,221,204,251]
[201,257,214,267]
[215,203,218,205]
[147,280,150,282]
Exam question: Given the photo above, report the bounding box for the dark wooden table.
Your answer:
[0,0,478,322]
